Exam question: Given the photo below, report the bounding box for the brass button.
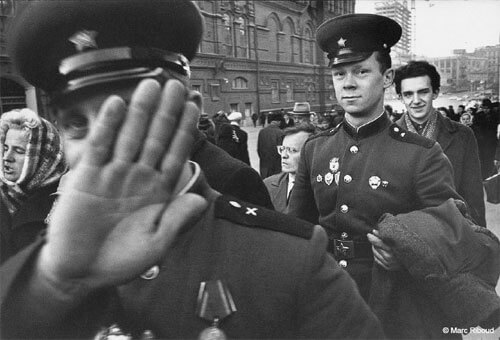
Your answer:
[339,260,348,268]
[350,145,359,154]
[341,232,348,239]
[340,204,349,213]
[344,175,352,183]
[141,265,160,280]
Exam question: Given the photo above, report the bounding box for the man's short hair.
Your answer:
[394,60,440,95]
[283,122,316,138]
[374,51,392,74]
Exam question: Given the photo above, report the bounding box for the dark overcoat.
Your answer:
[289,114,462,298]
[397,113,486,226]
[1,192,384,339]
[263,172,290,214]
[216,124,250,165]
[0,181,58,264]
[192,131,273,209]
[257,124,284,179]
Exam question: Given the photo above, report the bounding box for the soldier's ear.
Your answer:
[383,68,394,89]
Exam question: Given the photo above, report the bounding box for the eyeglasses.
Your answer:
[277,145,300,155]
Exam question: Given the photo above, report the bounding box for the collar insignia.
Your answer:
[69,30,98,52]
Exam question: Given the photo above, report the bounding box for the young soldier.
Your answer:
[289,14,462,300]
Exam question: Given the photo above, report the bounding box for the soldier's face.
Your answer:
[280,131,310,174]
[54,84,137,168]
[399,75,439,124]
[331,53,393,118]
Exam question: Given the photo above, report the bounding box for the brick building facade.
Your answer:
[0,0,355,118]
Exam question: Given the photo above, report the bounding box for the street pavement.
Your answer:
[241,121,500,295]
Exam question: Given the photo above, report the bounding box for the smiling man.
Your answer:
[394,60,485,227]
[288,14,462,307]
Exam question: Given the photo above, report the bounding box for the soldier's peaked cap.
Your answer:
[7,0,203,95]
[316,13,401,67]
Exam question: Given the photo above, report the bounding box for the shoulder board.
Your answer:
[388,124,435,149]
[215,195,314,240]
[306,123,342,143]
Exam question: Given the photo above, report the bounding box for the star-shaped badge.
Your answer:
[337,37,347,48]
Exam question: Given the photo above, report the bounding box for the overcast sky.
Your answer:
[355,0,500,57]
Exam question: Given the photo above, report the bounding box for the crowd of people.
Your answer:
[1,1,500,339]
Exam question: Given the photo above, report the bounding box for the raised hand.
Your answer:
[39,79,208,291]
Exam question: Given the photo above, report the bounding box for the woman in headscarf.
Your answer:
[0,108,67,263]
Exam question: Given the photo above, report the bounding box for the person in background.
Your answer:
[0,1,384,338]
[283,111,295,128]
[1,108,67,263]
[264,123,315,213]
[459,111,473,127]
[473,98,499,179]
[216,111,250,165]
[448,105,459,121]
[394,60,486,227]
[257,113,284,179]
[197,113,215,144]
[437,106,449,118]
[251,112,258,128]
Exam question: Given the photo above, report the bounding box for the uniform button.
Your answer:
[141,265,160,280]
[350,145,359,154]
[339,260,348,268]
[394,127,400,132]
[340,204,349,213]
[341,232,349,239]
[344,175,352,183]
[229,200,242,208]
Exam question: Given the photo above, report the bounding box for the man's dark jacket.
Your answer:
[192,131,273,209]
[397,113,486,226]
[257,123,284,179]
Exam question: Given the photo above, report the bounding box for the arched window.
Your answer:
[303,26,314,64]
[234,16,248,58]
[282,18,294,63]
[222,13,233,56]
[232,77,248,89]
[263,15,279,62]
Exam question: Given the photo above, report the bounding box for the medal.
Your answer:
[334,172,340,186]
[329,157,340,173]
[197,280,236,340]
[369,176,381,190]
[325,172,334,186]
[316,174,323,182]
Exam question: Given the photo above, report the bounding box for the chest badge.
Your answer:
[329,157,340,173]
[197,280,236,340]
[316,174,323,183]
[369,176,381,190]
[325,172,334,186]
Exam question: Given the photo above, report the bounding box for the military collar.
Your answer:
[343,112,390,140]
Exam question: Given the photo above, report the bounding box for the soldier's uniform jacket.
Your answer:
[289,113,462,249]
[0,182,383,339]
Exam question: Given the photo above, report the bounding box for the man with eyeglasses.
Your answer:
[264,123,316,213]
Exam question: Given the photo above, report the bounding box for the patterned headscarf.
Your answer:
[0,109,67,215]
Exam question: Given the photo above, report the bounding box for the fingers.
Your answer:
[114,80,162,162]
[139,80,187,168]
[160,100,200,191]
[154,193,208,252]
[81,96,127,166]
[367,232,391,252]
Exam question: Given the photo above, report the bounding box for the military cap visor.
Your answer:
[7,0,203,95]
[316,14,402,67]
